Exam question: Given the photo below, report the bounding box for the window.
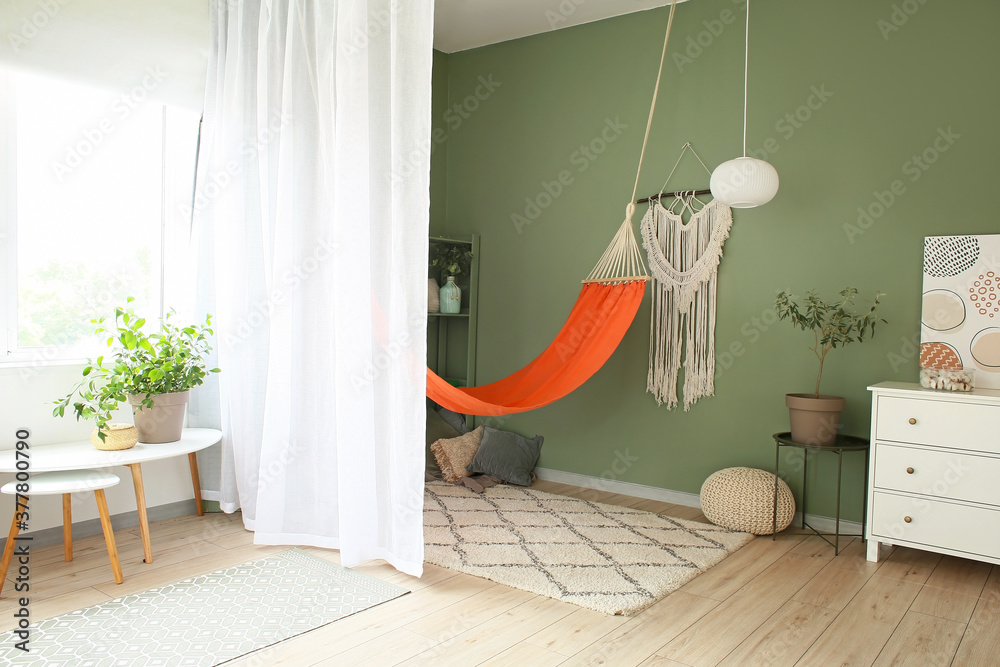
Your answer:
[0,66,200,364]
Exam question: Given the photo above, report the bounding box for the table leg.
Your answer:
[835,450,843,556]
[773,442,780,540]
[188,452,204,517]
[0,501,24,597]
[802,450,808,529]
[63,493,73,562]
[128,463,154,564]
[94,489,124,584]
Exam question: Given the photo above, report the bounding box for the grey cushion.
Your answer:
[436,406,470,434]
[426,407,462,475]
[467,426,543,486]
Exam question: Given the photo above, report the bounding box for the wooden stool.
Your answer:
[0,470,124,596]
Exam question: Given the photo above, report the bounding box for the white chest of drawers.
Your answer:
[867,381,1000,564]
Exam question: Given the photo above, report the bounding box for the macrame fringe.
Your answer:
[641,198,732,410]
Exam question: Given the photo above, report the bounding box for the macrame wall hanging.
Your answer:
[640,144,733,410]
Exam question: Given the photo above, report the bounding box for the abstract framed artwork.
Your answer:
[921,235,1000,388]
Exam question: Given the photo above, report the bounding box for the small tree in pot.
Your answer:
[54,298,219,447]
[774,288,884,445]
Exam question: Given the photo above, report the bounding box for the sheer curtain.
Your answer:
[190,0,432,576]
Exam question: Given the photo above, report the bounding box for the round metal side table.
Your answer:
[771,432,871,555]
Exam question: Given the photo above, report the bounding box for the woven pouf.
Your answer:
[700,467,795,535]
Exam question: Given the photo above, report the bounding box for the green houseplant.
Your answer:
[429,241,473,283]
[774,288,884,445]
[54,299,219,446]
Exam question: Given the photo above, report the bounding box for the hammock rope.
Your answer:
[428,3,680,416]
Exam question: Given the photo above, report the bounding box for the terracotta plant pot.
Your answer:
[128,390,190,443]
[785,393,845,446]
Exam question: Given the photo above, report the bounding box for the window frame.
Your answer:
[0,68,179,367]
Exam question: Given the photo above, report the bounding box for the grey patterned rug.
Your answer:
[0,549,407,666]
[424,481,754,616]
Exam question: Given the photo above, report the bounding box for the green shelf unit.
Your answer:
[428,234,479,428]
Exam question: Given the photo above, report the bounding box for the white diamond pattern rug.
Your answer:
[424,481,754,616]
[0,549,407,666]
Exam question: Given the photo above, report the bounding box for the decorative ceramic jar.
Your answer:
[439,276,461,314]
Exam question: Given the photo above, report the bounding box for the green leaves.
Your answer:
[775,288,886,397]
[429,242,473,278]
[53,300,221,433]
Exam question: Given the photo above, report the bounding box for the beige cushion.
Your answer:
[700,467,795,535]
[426,407,462,476]
[430,426,484,483]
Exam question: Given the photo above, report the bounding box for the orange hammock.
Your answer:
[427,280,645,416]
[427,2,678,417]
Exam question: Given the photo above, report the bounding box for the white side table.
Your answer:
[0,428,222,565]
[1,470,124,597]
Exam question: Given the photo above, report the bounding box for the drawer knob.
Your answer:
[906,467,914,474]
[908,418,917,425]
[904,516,912,523]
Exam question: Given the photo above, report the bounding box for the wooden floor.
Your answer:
[2,480,998,666]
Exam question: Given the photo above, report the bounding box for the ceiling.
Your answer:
[0,0,209,109]
[0,0,689,106]
[433,0,687,53]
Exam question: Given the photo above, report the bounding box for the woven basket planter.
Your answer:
[700,467,795,535]
[89,423,139,451]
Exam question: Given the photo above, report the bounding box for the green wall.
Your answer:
[430,0,1000,521]
[430,52,450,235]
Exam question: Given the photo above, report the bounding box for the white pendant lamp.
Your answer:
[710,0,778,208]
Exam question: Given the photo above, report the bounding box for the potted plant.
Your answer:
[53,298,220,447]
[774,288,885,446]
[429,241,473,283]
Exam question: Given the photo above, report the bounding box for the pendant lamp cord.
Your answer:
[626,1,678,223]
[742,0,750,157]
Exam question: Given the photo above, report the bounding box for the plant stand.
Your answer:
[771,431,870,555]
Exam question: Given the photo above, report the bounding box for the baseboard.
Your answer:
[534,467,703,507]
[792,513,864,537]
[533,467,864,536]
[0,499,200,551]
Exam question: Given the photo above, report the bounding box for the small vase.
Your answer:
[428,278,440,312]
[440,276,461,314]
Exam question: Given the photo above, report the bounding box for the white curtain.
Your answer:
[191,0,432,576]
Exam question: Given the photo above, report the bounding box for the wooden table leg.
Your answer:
[63,493,73,562]
[94,489,124,584]
[0,502,24,597]
[188,452,204,517]
[128,463,154,564]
